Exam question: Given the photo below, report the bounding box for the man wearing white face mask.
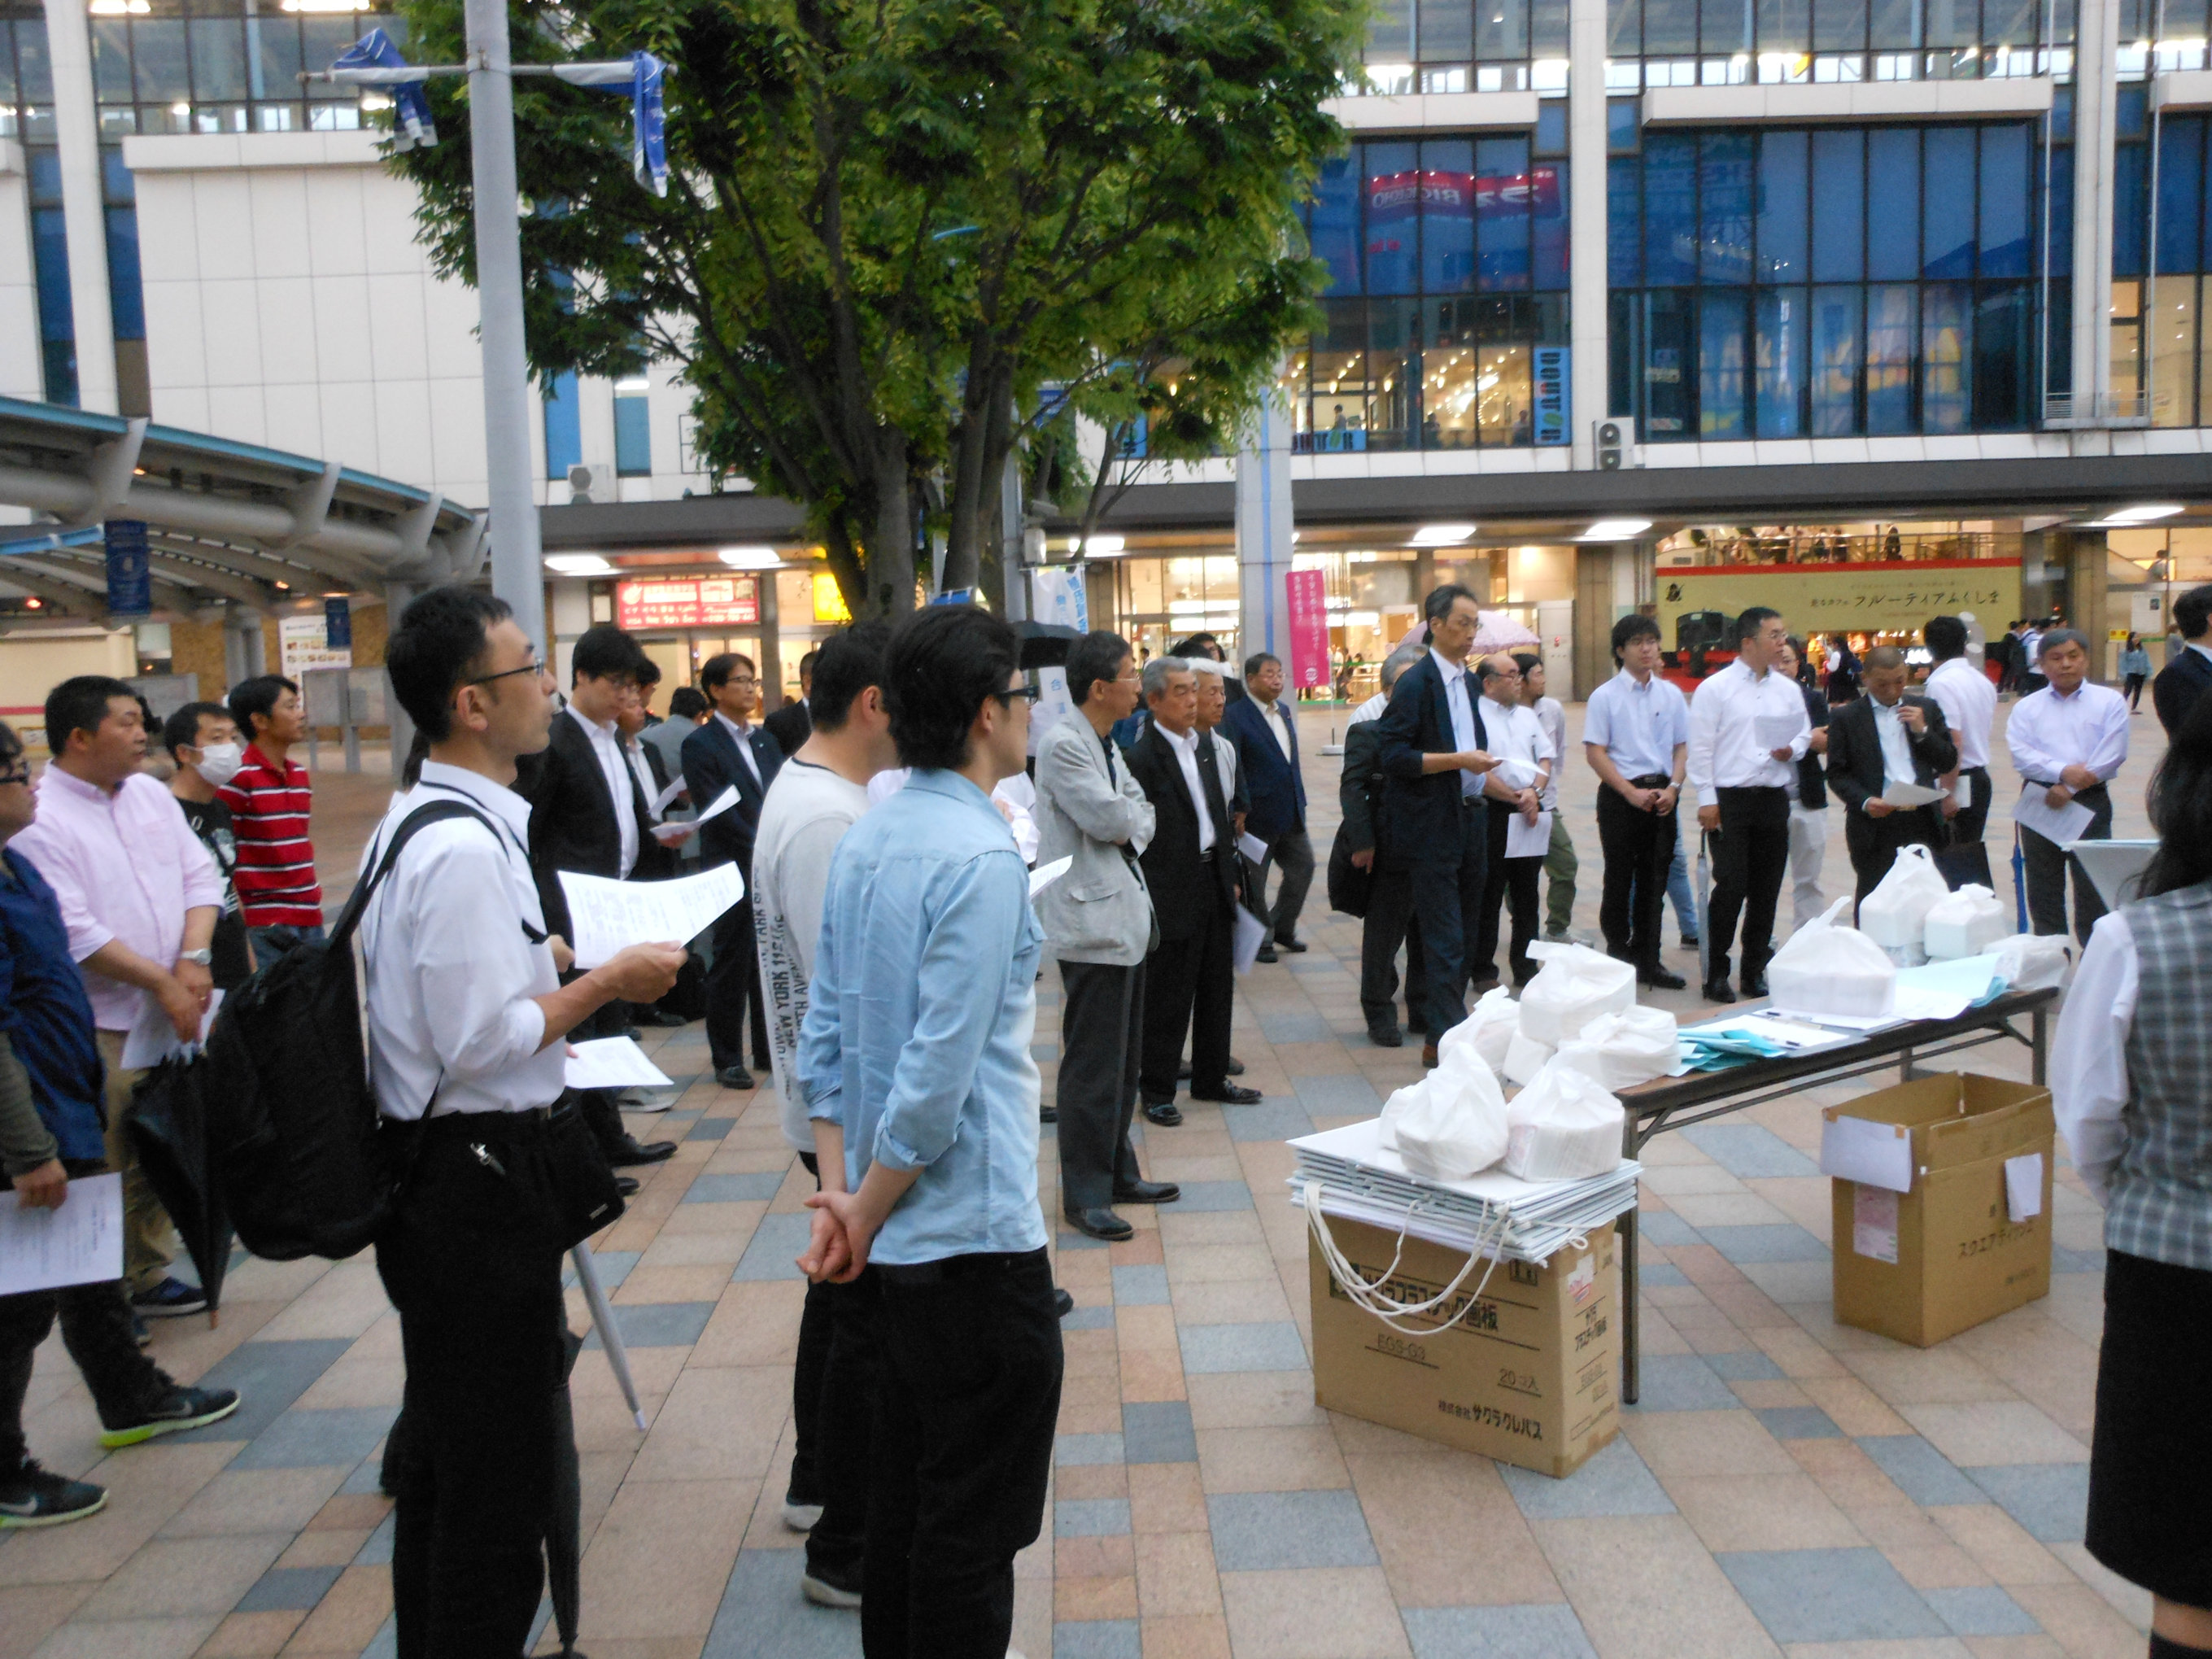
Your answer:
[162,703,254,992]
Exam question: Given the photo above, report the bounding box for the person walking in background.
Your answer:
[1515,653,1577,943]
[1923,614,1998,889]
[1343,654,1428,1046]
[2154,585,2212,738]
[2121,635,2153,712]
[15,678,222,1321]
[1033,632,1167,1242]
[1774,638,1831,932]
[645,684,709,798]
[1822,645,1957,910]
[683,652,783,1089]
[2008,628,2130,943]
[0,716,240,1527]
[1582,616,1689,989]
[219,674,323,966]
[2049,692,2212,1659]
[766,649,817,756]
[2019,618,2049,695]
[1472,654,1552,991]
[1223,652,1312,963]
[161,701,254,993]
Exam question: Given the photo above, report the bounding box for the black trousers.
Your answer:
[1595,782,1677,971]
[376,1120,570,1659]
[705,890,770,1074]
[1847,812,1943,912]
[1056,959,1145,1211]
[863,1250,1062,1659]
[2125,672,2148,710]
[789,1155,877,1583]
[1248,825,1315,945]
[1359,864,1427,1036]
[1933,766,1994,889]
[1141,879,1234,1103]
[1406,797,1490,1043]
[1706,787,1791,984]
[1477,802,1543,987]
[2022,784,2114,944]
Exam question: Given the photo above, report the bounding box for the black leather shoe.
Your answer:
[607,1136,678,1166]
[1227,1055,1246,1076]
[715,1066,756,1090]
[613,1025,644,1044]
[1639,967,1688,990]
[1113,1179,1180,1204]
[644,1009,690,1028]
[614,1175,641,1197]
[1065,1207,1133,1242]
[1277,936,1309,954]
[1742,972,1769,998]
[1702,979,1737,1003]
[1054,1287,1075,1317]
[1254,944,1278,963]
[1142,1102,1185,1128]
[1191,1083,1262,1105]
[1041,1105,1058,1124]
[1368,1025,1404,1049]
[1470,976,1501,996]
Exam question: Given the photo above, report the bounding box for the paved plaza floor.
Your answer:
[0,696,2169,1659]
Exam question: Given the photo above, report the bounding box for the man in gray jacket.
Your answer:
[1034,631,1180,1242]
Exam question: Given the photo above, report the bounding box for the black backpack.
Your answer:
[203,798,507,1261]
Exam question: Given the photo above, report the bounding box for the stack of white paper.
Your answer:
[558,862,745,967]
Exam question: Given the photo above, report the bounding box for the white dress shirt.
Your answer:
[1924,657,1996,771]
[1159,724,1217,853]
[1480,695,1555,797]
[1530,696,1568,811]
[2051,908,2136,1203]
[2005,681,2130,788]
[1257,696,1295,761]
[567,704,639,876]
[1430,649,1486,797]
[359,762,567,1119]
[1349,691,1389,727]
[2194,642,2212,666]
[624,735,663,823]
[1868,697,1918,800]
[1582,668,1691,781]
[713,711,765,786]
[1686,659,1812,805]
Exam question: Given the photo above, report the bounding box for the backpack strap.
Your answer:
[333,798,544,954]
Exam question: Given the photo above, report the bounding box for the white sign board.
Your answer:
[280,614,351,679]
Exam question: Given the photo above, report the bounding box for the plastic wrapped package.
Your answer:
[1923,884,2012,959]
[1380,1042,1508,1180]
[1768,896,1897,1017]
[1553,1006,1678,1090]
[1503,1028,1555,1086]
[1992,932,2070,991]
[1441,984,1520,1072]
[1503,1059,1626,1182]
[1516,941,1637,1046]
[1857,844,1950,950]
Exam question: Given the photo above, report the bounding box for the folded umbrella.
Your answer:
[126,1052,233,1321]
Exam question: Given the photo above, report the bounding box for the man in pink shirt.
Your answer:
[13,677,223,1317]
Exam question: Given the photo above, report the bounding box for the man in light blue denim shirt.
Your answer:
[796,605,1062,1659]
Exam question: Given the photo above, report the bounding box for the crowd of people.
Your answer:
[3,570,2211,1659]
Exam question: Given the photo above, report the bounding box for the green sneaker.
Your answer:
[98,1384,240,1449]
[0,1460,107,1528]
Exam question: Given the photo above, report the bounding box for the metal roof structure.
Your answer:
[0,396,486,621]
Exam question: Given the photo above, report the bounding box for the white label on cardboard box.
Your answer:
[2005,1152,2044,1223]
[1853,1185,1900,1264]
[1822,1114,1916,1193]
[1567,1254,1595,1305]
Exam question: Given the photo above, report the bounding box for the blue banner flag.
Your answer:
[554,53,669,196]
[329,29,438,151]
[104,520,152,617]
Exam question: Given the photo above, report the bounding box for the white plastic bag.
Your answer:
[1554,1006,1679,1091]
[1992,931,2070,991]
[1441,984,1520,1072]
[1504,1059,1626,1182]
[1516,941,1637,1046]
[1381,1043,1508,1180]
[1857,843,1950,949]
[1503,1027,1555,1086]
[1923,884,2011,958]
[1768,896,1897,1017]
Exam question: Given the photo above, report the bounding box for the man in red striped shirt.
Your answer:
[218,675,324,965]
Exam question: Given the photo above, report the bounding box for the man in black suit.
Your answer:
[681,651,784,1089]
[1342,653,1426,1047]
[515,623,678,1172]
[2153,584,2212,739]
[1372,584,1500,1066]
[764,649,816,757]
[1129,658,1261,1118]
[1822,645,1958,911]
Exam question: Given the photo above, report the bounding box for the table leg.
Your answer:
[2032,1007,2048,1085]
[1900,1045,1918,1082]
[1619,1210,1640,1406]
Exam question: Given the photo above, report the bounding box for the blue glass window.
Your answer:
[2047,141,2073,279]
[1809,285,1862,435]
[1922,128,1976,279]
[1701,132,1754,285]
[1366,141,1420,296]
[1310,155,1362,295]
[1755,288,1805,436]
[1534,160,1571,290]
[104,206,144,341]
[544,372,582,479]
[1608,155,1643,285]
[1477,135,1533,291]
[1810,130,1864,282]
[1865,128,1918,282]
[32,207,76,406]
[1979,124,2031,277]
[2157,117,2204,277]
[1421,139,1476,293]
[2114,138,2148,278]
[1974,286,2031,429]
[1645,132,1699,286]
[1921,282,1971,430]
[614,390,652,476]
[1865,283,1916,433]
[1699,289,1748,436]
[1756,131,1808,282]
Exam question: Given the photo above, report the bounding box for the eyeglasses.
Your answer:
[466,659,548,688]
[724,677,759,690]
[0,761,28,787]
[991,683,1045,707]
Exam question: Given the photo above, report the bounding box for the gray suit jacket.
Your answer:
[1034,712,1157,966]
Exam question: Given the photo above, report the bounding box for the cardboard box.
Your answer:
[1308,1216,1618,1479]
[1823,1073,2055,1348]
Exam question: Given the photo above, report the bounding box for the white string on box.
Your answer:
[1300,1177,1514,1335]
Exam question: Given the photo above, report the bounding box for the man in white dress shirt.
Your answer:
[1687,607,1811,1002]
[1922,614,1999,888]
[2005,628,2130,942]
[1472,654,1554,989]
[367,588,683,1657]
[1582,616,1691,989]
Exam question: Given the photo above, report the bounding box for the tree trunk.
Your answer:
[866,428,917,618]
[941,373,1014,596]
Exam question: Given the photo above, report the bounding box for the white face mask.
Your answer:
[194,741,244,788]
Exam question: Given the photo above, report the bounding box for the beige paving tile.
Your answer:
[1664,1192,1795,1229]
[281,1561,391,1653]
[1797,1375,1914,1438]
[1926,1505,2075,1587]
[2007,1580,2149,1656]
[197,1609,306,1657]
[2047,1543,2153,1631]
[1787,1439,1917,1510]
[0,1442,242,1587]
[26,1613,222,1659]
[626,1366,788,1483]
[1639,1163,1751,1196]
[577,1478,753,1639]
[1621,1409,1800,1479]
[274,1529,369,1570]
[1134,1530,1223,1618]
[1529,1513,1782,1659]
[1219,1567,1412,1659]
[1167,1277,1294,1325]
[1194,1425,1350,1493]
[0,1582,94,1659]
[1058,1573,1141,1620]
[1664,1473,1868,1552]
[1958,1639,2068,1659]
[1139,1612,1235,1659]
[1895,1402,2088,1467]
[687,1281,808,1368]
[1348,1452,1561,1608]
[1128,1465,1210,1535]
[1058,1535,1137,1579]
[1184,1370,1327,1430]
[290,1356,406,1411]
[158,1468,350,1539]
[1838,1348,2016,1405]
[1778,1643,1973,1658]
[79,1532,287,1620]
[250,1263,390,1342]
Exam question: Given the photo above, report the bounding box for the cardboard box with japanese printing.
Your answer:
[1308,1216,1618,1479]
[1821,1072,2054,1348]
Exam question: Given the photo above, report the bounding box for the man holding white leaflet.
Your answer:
[1922,615,1998,888]
[2006,628,2129,942]
[1472,653,1552,990]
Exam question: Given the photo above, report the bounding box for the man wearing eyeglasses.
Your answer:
[683,653,784,1089]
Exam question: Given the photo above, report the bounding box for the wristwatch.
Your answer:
[179,949,213,967]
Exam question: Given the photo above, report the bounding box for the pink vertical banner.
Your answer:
[1285,568,1330,690]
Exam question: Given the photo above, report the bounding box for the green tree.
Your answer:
[389,0,1359,616]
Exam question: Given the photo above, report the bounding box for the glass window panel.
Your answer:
[544,371,583,477]
[1370,298,1420,448]
[1424,330,1481,447]
[2149,279,2195,425]
[1983,0,2035,42]
[614,395,652,475]
[1420,0,1474,59]
[0,21,15,105]
[1644,0,1698,53]
[2114,138,2147,277]
[2112,315,2143,403]
[188,15,247,103]
[1477,134,1533,289]
[1922,127,1976,276]
[1366,140,1421,295]
[1868,0,1920,45]
[1371,0,1416,58]
[1534,159,1571,287]
[1755,287,1807,434]
[1313,300,1372,447]
[1610,290,1637,420]
[1707,0,1756,52]
[1699,290,1749,435]
[2156,116,2204,277]
[1973,285,2029,426]
[1311,153,1362,295]
[131,19,190,103]
[2118,84,2148,141]
[1883,172,1945,287]
[90,20,133,102]
[1979,123,2031,276]
[1701,131,1755,282]
[1810,283,1863,432]
[1479,343,1534,443]
[1608,0,1642,55]
[1758,0,1812,51]
[1422,139,1477,291]
[1810,129,1865,280]
[1816,0,1869,50]
[1922,0,1975,45]
[1535,98,1568,155]
[100,147,135,205]
[2198,276,2212,425]
[16,15,51,102]
[1756,129,1808,279]
[32,204,72,342]
[2051,83,2072,140]
[2169,0,2210,36]
[1921,282,1972,429]
[252,15,301,102]
[1608,154,1642,284]
[1608,96,1640,151]
[1478,0,1529,59]
[1533,0,1571,50]
[2047,140,2073,277]
[300,17,362,90]
[104,204,144,341]
[2048,273,2072,391]
[1865,282,1917,430]
[1644,132,1699,283]
[1644,289,1693,435]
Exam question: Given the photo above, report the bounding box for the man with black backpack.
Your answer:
[365,587,683,1657]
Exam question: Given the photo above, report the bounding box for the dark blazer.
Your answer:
[679,716,783,871]
[1223,694,1306,840]
[628,739,678,882]
[516,709,661,942]
[2153,646,2212,739]
[764,698,812,757]
[1823,692,1957,858]
[1127,726,1237,941]
[1372,653,1488,868]
[1793,682,1830,810]
[1337,718,1388,855]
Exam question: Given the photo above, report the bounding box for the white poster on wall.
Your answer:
[278,614,351,679]
[1027,566,1089,749]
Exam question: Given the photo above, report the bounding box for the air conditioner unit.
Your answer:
[1593,419,1643,470]
[568,462,615,504]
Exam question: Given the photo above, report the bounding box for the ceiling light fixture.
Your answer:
[545,553,616,576]
[1073,534,1126,557]
[2108,503,2184,521]
[718,547,782,569]
[1581,517,1653,539]
[1409,523,1477,546]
